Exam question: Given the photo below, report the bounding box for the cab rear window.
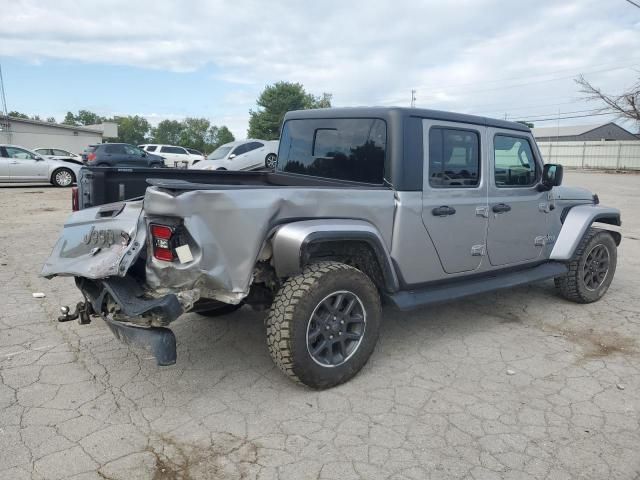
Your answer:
[277,118,386,184]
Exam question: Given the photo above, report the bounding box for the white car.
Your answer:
[0,144,82,187]
[139,144,205,168]
[33,148,84,165]
[191,140,278,171]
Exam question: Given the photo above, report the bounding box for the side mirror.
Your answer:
[538,163,563,191]
[35,156,45,161]
[228,154,236,160]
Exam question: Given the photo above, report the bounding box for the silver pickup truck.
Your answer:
[42,107,621,389]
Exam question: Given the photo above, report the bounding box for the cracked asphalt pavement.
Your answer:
[0,171,639,479]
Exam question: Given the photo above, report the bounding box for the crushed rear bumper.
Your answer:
[102,316,177,366]
[77,276,183,366]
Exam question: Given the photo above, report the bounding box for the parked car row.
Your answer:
[83,143,165,168]
[0,138,280,187]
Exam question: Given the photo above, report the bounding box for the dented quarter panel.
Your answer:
[142,185,395,297]
[41,200,146,279]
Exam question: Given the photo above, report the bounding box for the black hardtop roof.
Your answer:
[284,106,530,132]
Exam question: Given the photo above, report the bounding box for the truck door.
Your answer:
[421,121,489,274]
[485,130,548,266]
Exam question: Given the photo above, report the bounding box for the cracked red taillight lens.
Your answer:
[150,224,174,261]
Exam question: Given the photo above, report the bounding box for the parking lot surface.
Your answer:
[0,171,639,480]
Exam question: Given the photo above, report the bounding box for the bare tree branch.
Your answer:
[575,74,640,126]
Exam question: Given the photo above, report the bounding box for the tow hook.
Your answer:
[58,302,92,325]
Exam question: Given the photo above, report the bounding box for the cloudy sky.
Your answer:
[0,0,638,137]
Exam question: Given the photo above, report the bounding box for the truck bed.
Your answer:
[78,167,385,209]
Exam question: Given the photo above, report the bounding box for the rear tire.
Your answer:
[51,168,75,187]
[265,153,277,169]
[266,261,381,389]
[554,228,617,303]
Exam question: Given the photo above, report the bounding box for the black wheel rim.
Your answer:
[582,244,610,291]
[306,291,366,367]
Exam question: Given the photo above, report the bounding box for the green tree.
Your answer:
[31,115,42,121]
[153,119,184,145]
[46,116,56,123]
[115,115,151,144]
[8,111,29,119]
[179,117,211,152]
[62,111,78,125]
[247,82,332,139]
[76,110,103,126]
[207,125,235,151]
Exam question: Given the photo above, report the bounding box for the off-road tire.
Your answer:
[197,303,243,317]
[51,168,75,187]
[554,228,617,304]
[266,261,381,389]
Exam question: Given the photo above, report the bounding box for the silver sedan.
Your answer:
[0,144,83,187]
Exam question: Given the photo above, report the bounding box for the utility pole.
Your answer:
[0,62,10,143]
[411,89,416,108]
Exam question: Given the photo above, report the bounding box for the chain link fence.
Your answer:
[537,141,640,170]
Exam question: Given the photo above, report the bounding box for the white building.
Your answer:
[0,116,118,154]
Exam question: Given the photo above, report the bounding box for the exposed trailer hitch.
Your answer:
[58,301,92,324]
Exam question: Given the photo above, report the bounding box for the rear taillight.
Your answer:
[71,187,79,211]
[150,224,174,261]
[87,152,96,162]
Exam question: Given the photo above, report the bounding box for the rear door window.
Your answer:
[104,145,126,154]
[428,128,480,188]
[145,145,158,152]
[160,146,186,154]
[232,144,250,156]
[52,149,70,156]
[278,118,386,184]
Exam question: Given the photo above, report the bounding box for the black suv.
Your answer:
[84,143,165,168]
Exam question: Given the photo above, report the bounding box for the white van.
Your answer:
[139,144,205,168]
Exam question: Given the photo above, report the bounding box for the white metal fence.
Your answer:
[537,141,640,170]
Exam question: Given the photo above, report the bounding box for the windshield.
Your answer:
[207,146,233,160]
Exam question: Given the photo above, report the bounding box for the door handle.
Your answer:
[492,203,512,213]
[432,205,456,217]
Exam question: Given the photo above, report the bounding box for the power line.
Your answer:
[624,0,640,8]
[519,111,621,123]
[409,59,640,94]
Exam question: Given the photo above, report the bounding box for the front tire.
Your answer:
[555,228,617,303]
[266,261,381,389]
[51,168,75,187]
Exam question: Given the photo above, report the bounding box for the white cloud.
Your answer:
[1,0,638,133]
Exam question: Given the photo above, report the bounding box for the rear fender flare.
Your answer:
[550,205,621,260]
[271,219,399,292]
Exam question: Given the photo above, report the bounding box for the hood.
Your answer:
[146,152,164,161]
[552,186,594,201]
[49,158,83,173]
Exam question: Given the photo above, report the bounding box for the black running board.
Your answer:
[388,262,567,311]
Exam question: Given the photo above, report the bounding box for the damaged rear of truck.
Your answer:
[42,109,402,388]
